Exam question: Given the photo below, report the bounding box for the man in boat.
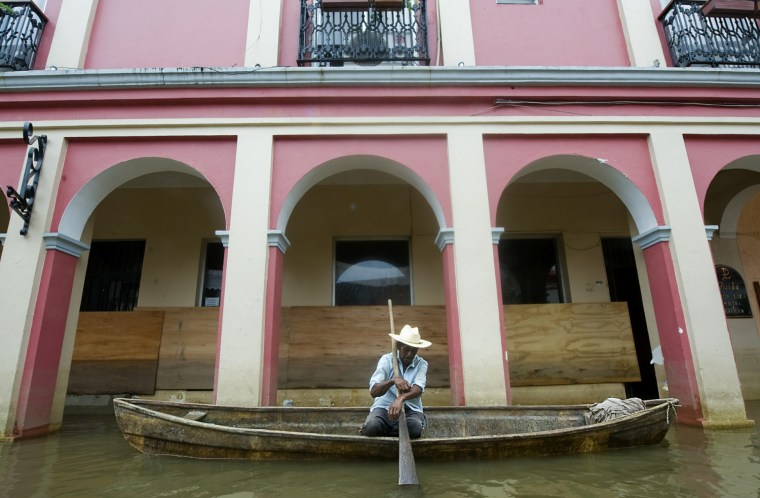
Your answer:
[360,324,432,439]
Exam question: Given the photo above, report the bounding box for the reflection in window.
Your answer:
[335,240,410,306]
[499,238,564,304]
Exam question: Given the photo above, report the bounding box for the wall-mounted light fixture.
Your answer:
[5,122,46,236]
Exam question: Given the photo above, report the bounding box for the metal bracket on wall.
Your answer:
[5,122,46,236]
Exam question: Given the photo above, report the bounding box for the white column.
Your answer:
[244,0,283,68]
[617,0,667,67]
[648,131,749,425]
[0,136,67,437]
[46,0,100,69]
[436,0,476,66]
[447,129,507,405]
[215,130,274,407]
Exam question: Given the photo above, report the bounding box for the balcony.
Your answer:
[298,0,429,67]
[659,0,760,67]
[0,1,46,72]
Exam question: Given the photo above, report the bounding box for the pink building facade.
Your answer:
[1,0,759,439]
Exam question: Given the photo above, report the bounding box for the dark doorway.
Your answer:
[602,237,659,399]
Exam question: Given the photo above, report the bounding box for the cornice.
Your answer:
[1,66,760,92]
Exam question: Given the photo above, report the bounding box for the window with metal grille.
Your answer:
[80,240,146,311]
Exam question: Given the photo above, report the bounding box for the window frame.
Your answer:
[197,239,224,307]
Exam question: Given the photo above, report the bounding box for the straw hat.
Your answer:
[389,324,432,348]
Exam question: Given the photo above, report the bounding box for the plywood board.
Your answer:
[504,302,640,386]
[279,305,449,389]
[154,307,219,390]
[69,311,165,394]
[73,311,165,361]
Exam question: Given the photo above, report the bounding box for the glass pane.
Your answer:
[335,240,410,306]
[499,238,563,305]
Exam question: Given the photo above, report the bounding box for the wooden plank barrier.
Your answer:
[70,302,639,396]
[504,302,640,386]
[279,305,449,389]
[68,311,165,394]
[153,307,220,390]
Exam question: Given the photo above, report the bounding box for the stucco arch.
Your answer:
[713,156,760,236]
[275,155,448,233]
[720,185,760,238]
[58,157,215,241]
[509,154,659,236]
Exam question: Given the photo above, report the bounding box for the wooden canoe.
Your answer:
[113,397,678,461]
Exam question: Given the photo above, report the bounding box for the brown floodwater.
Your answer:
[1,401,758,498]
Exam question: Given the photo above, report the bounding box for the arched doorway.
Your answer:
[65,166,226,403]
[276,161,450,407]
[495,157,660,403]
[705,160,760,401]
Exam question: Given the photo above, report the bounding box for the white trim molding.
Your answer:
[435,228,455,252]
[215,230,230,248]
[3,66,760,92]
[0,233,4,247]
[267,230,291,254]
[705,225,719,241]
[42,232,90,257]
[632,225,671,249]
[492,227,505,244]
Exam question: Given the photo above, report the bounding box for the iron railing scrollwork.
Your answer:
[298,0,429,66]
[5,122,46,235]
[0,1,47,72]
[660,0,760,67]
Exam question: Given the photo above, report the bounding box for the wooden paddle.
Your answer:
[388,299,420,487]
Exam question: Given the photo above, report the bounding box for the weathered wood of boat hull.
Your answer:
[113,398,678,461]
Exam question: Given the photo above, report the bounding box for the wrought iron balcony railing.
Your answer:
[659,0,760,67]
[298,0,429,67]
[0,1,46,72]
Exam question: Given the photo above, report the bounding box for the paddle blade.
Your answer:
[397,410,420,487]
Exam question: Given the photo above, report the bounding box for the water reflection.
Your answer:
[0,403,758,498]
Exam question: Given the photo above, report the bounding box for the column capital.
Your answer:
[705,225,719,240]
[42,232,89,257]
[215,230,230,248]
[435,228,455,252]
[267,230,291,254]
[632,225,671,249]
[0,233,4,247]
[492,227,505,244]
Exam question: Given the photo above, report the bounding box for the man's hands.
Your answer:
[369,374,421,421]
[388,377,422,421]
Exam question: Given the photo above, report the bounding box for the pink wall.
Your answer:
[685,136,760,213]
[14,249,78,437]
[270,135,451,228]
[51,138,237,231]
[483,135,664,224]
[470,0,630,67]
[84,0,250,69]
